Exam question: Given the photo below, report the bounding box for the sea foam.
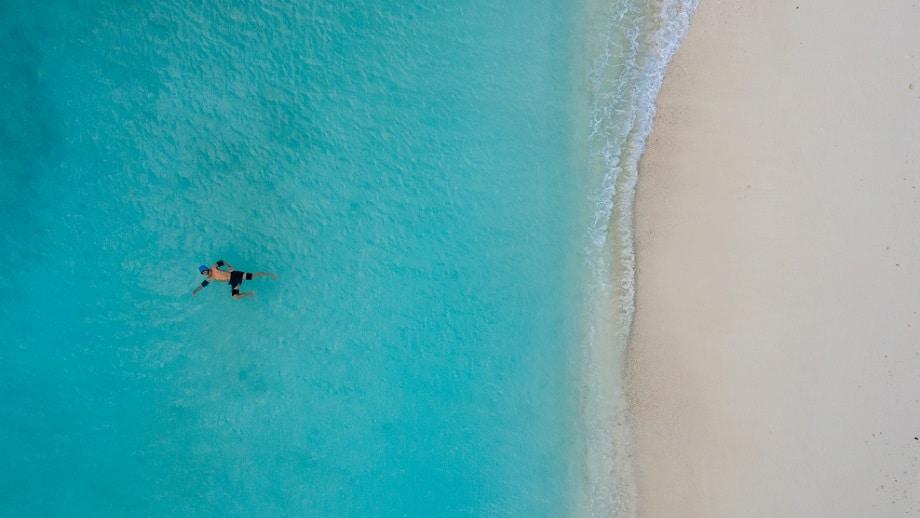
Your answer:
[580,0,698,515]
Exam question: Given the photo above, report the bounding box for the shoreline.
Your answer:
[628,1,920,516]
[576,1,699,515]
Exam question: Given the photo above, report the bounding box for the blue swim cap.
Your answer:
[198,264,209,273]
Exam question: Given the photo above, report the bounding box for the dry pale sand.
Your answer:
[629,0,920,516]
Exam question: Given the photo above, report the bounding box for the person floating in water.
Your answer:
[192,260,276,299]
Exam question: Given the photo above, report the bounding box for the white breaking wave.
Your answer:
[580,0,698,516]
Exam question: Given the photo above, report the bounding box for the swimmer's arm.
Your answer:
[192,279,209,296]
[213,259,233,271]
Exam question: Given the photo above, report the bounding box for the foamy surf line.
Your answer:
[580,0,698,516]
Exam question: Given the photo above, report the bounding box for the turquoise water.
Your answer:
[1,0,695,516]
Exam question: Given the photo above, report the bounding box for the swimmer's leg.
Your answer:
[231,285,254,299]
[248,272,277,280]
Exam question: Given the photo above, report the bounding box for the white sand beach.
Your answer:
[628,0,920,516]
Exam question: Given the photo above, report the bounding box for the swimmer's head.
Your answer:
[199,264,210,275]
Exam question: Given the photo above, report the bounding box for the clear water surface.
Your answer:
[1,0,700,515]
[2,1,586,515]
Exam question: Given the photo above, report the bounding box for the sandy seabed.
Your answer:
[628,1,920,516]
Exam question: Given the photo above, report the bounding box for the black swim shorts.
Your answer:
[229,271,253,296]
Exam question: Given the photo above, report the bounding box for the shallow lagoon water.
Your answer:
[1,0,695,515]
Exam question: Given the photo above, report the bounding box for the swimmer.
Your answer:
[192,260,277,299]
